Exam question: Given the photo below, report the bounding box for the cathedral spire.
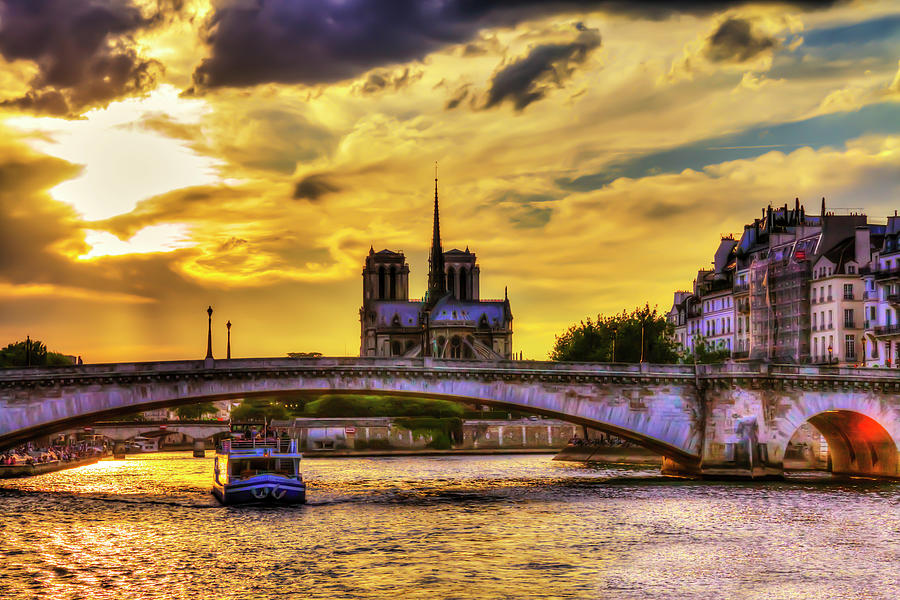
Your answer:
[426,162,446,303]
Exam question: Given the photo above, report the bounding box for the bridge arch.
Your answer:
[782,409,900,478]
[0,359,704,467]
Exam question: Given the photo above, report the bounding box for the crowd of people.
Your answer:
[0,442,104,467]
[567,433,636,448]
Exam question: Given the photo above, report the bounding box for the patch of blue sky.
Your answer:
[556,102,900,192]
[802,14,900,47]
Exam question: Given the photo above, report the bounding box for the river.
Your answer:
[1,453,899,599]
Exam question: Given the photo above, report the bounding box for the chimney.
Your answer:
[855,226,871,268]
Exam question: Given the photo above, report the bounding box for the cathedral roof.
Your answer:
[430,295,508,326]
[372,301,423,327]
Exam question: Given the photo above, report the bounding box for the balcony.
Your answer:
[844,320,857,329]
[810,296,817,305]
[733,283,750,294]
[874,265,900,280]
[864,290,878,300]
[874,324,900,336]
[843,293,854,301]
[731,350,750,360]
[888,293,900,305]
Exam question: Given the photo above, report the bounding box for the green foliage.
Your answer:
[175,402,219,420]
[287,352,322,358]
[0,339,74,368]
[303,395,464,418]
[549,304,679,363]
[231,397,289,421]
[394,416,463,449]
[680,336,732,364]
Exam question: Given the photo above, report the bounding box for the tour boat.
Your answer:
[212,438,306,505]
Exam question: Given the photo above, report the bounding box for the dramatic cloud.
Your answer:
[294,174,341,201]
[0,0,169,116]
[704,17,778,62]
[189,0,841,91]
[483,24,600,110]
[354,67,424,96]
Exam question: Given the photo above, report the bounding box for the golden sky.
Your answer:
[0,0,898,362]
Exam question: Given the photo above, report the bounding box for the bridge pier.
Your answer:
[193,439,206,458]
[113,441,127,460]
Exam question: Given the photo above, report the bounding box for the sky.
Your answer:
[0,0,898,363]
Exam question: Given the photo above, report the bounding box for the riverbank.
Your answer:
[298,448,559,458]
[0,455,101,479]
[552,445,662,465]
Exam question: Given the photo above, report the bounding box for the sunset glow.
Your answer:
[1,0,898,362]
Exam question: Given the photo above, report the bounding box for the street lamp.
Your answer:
[206,306,214,359]
[828,344,833,364]
[610,324,618,362]
[226,320,232,360]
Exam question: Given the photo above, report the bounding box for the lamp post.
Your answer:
[610,324,618,362]
[639,317,646,364]
[206,306,213,359]
[25,335,31,367]
[828,344,833,364]
[226,320,232,360]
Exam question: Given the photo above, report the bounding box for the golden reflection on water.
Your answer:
[2,453,900,599]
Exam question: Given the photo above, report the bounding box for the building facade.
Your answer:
[669,199,898,366]
[359,177,513,359]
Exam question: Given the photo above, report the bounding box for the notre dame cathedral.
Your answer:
[359,176,513,359]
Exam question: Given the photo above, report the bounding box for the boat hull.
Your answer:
[213,474,306,505]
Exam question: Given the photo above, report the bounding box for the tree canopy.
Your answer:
[0,339,74,368]
[549,305,679,363]
[303,395,463,418]
[680,336,732,364]
[175,402,220,420]
[231,397,289,421]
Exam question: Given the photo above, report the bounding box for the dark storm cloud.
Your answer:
[294,174,341,201]
[190,0,843,90]
[483,25,600,111]
[0,0,172,116]
[356,67,423,95]
[704,18,777,62]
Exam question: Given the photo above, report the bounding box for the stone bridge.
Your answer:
[83,421,231,458]
[2,357,900,479]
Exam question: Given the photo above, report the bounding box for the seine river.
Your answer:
[2,453,900,600]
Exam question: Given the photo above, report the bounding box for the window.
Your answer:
[844,309,854,328]
[819,287,824,302]
[848,265,856,274]
[827,284,833,300]
[843,284,853,300]
[845,335,855,360]
[828,310,833,329]
[812,313,817,329]
[814,337,819,358]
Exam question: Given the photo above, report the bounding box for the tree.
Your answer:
[0,339,74,368]
[231,397,289,421]
[549,304,679,364]
[175,402,219,420]
[680,336,731,364]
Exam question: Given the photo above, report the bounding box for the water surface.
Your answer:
[2,453,899,599]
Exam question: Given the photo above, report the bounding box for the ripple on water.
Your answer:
[2,453,900,599]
